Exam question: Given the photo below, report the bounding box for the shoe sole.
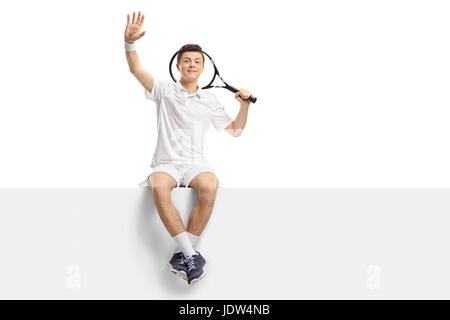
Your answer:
[167,262,187,280]
[189,271,206,286]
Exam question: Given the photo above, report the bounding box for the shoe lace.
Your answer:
[185,256,196,272]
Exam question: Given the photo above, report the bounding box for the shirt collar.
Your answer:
[176,80,203,98]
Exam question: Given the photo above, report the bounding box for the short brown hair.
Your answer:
[176,44,205,65]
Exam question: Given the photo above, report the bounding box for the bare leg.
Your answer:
[148,172,185,237]
[186,172,219,236]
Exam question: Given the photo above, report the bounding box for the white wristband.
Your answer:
[124,40,136,52]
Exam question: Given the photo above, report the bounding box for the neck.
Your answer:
[180,78,198,94]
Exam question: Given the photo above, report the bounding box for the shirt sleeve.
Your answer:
[211,97,233,132]
[144,79,169,104]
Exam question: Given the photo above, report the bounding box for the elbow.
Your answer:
[233,127,244,137]
[225,129,240,137]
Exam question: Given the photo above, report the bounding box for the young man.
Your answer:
[124,11,253,286]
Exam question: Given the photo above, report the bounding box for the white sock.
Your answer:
[174,232,199,255]
[188,232,199,247]
[173,231,196,257]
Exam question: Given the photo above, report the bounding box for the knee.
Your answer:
[149,181,172,198]
[198,178,219,197]
[147,172,177,194]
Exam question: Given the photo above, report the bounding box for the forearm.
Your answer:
[125,49,143,74]
[233,103,250,136]
[124,43,154,92]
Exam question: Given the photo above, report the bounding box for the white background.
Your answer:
[1,0,449,188]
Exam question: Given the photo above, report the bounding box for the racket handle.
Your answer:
[227,85,257,104]
[248,96,257,103]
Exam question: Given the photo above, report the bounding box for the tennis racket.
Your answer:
[169,50,257,103]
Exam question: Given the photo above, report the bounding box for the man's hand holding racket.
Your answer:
[125,11,146,43]
[235,89,253,106]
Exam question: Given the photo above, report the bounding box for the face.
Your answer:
[176,51,204,82]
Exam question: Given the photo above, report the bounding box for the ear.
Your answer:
[176,63,180,72]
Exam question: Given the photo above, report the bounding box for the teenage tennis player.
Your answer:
[124,11,253,286]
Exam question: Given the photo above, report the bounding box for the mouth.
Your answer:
[188,70,197,73]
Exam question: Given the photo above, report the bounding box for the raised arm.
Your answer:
[124,11,154,93]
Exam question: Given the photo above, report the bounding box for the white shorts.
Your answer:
[138,160,222,189]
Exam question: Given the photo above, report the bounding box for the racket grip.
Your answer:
[227,85,257,103]
[248,96,257,103]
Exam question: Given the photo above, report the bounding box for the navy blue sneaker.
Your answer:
[185,251,207,286]
[168,252,188,280]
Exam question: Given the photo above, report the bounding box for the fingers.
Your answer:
[137,11,142,24]
[138,31,146,39]
[237,89,252,99]
[235,92,245,102]
[128,11,144,25]
[137,11,145,25]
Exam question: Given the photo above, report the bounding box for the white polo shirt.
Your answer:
[145,79,233,166]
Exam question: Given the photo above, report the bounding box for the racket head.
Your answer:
[169,49,257,103]
[169,50,226,90]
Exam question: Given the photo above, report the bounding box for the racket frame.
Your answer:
[169,50,257,103]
